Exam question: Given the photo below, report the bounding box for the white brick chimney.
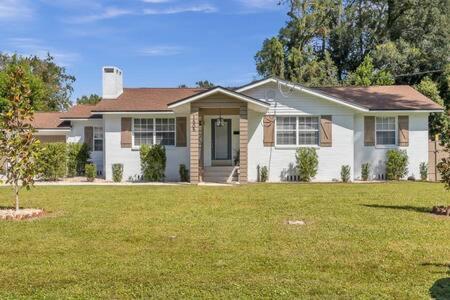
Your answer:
[102,66,123,99]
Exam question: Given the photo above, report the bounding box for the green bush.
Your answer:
[296,148,318,182]
[437,152,450,190]
[361,163,371,181]
[341,165,351,183]
[386,149,409,180]
[140,144,166,182]
[260,166,268,182]
[85,164,96,182]
[38,143,67,181]
[112,164,123,182]
[179,164,189,182]
[419,162,428,181]
[67,143,90,176]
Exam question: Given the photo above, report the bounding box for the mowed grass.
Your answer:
[0,183,449,299]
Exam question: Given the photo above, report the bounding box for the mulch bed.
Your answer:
[432,206,450,217]
[0,208,45,221]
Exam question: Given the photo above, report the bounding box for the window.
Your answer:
[133,118,175,147]
[276,116,319,146]
[376,117,396,145]
[298,116,319,145]
[93,127,103,151]
[276,116,296,145]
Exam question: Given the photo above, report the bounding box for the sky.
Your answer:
[0,0,286,102]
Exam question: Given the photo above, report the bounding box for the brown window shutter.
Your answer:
[398,116,409,147]
[263,115,275,147]
[84,126,93,150]
[364,116,375,146]
[320,115,332,147]
[176,117,187,147]
[121,118,132,148]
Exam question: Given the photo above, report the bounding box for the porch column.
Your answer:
[190,106,200,184]
[239,103,248,183]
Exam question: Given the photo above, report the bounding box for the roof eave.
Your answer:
[167,86,270,109]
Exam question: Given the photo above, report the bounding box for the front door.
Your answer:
[211,119,232,164]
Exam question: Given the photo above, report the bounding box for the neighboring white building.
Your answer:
[32,67,443,183]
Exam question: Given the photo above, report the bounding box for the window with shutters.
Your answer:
[276,116,319,146]
[133,118,175,147]
[93,127,103,151]
[375,117,396,146]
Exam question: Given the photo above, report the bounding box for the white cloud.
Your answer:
[66,7,133,23]
[0,0,32,20]
[138,46,184,56]
[5,37,80,67]
[143,4,217,15]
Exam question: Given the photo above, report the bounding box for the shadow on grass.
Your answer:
[0,206,23,210]
[362,204,432,214]
[422,263,450,300]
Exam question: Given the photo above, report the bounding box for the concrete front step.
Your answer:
[203,166,238,183]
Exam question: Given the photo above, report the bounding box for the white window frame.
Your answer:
[93,126,103,152]
[275,115,320,148]
[132,118,176,148]
[375,116,397,147]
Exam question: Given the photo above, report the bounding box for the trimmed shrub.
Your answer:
[386,149,409,180]
[361,163,371,181]
[296,148,318,182]
[341,165,351,183]
[112,163,123,182]
[140,144,166,182]
[437,153,450,190]
[85,164,96,182]
[260,166,268,182]
[38,143,67,181]
[67,143,90,176]
[419,162,428,181]
[179,164,189,182]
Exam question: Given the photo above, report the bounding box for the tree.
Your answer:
[255,37,285,78]
[416,76,449,141]
[76,94,101,105]
[196,80,215,88]
[0,60,44,211]
[347,56,395,86]
[255,0,449,90]
[0,53,75,111]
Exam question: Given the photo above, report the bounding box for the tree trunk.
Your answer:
[14,183,19,211]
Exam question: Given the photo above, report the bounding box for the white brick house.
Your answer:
[32,66,443,183]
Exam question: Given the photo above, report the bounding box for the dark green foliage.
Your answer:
[386,149,409,180]
[419,162,428,181]
[296,148,318,182]
[140,144,167,182]
[67,143,90,177]
[437,148,450,190]
[255,0,449,93]
[416,77,449,141]
[341,165,351,183]
[112,164,123,183]
[260,166,268,182]
[195,81,215,88]
[179,164,189,182]
[38,143,67,181]
[76,94,101,105]
[361,163,371,181]
[346,56,394,86]
[85,164,96,182]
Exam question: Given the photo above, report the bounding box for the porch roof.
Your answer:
[167,87,270,112]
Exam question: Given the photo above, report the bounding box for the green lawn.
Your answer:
[0,183,449,299]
